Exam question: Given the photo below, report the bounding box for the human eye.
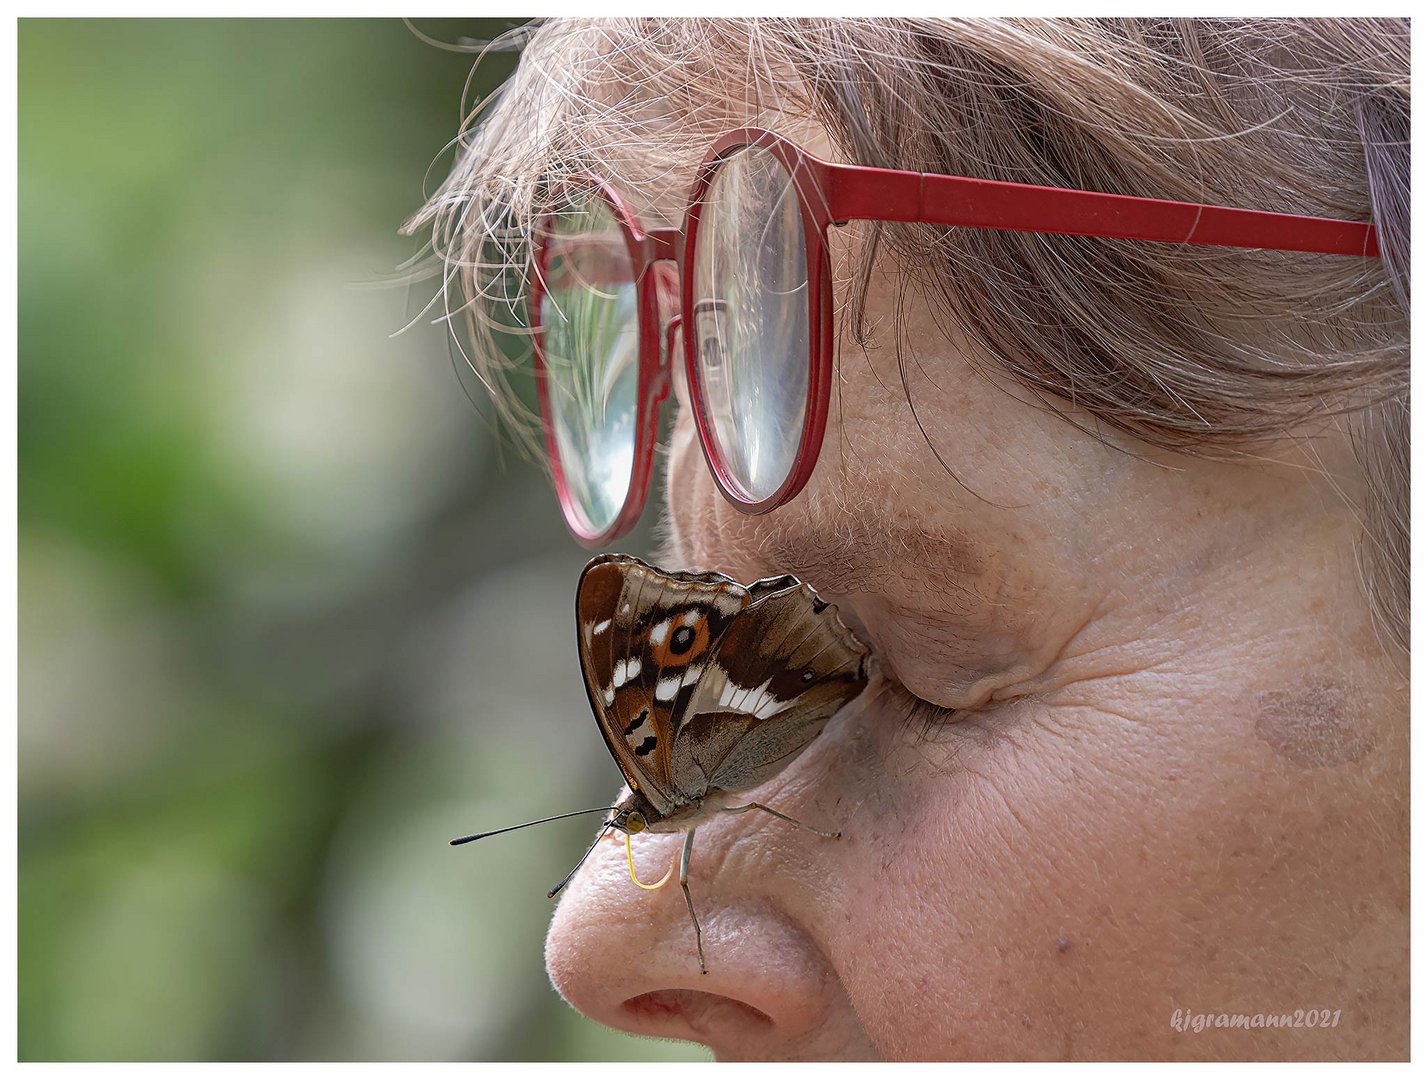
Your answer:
[874,674,968,739]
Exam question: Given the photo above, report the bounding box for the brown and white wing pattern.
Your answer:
[671,580,870,800]
[576,554,749,818]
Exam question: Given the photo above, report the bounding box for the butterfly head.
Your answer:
[610,784,667,834]
[611,807,648,834]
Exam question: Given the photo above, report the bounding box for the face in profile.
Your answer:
[544,270,1407,1060]
[416,18,1410,1062]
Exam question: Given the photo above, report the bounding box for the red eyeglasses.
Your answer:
[529,127,1380,547]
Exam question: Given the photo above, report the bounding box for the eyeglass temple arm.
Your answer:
[823,162,1378,258]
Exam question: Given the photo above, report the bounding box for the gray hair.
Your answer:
[405,17,1409,652]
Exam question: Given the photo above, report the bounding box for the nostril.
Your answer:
[623,989,774,1037]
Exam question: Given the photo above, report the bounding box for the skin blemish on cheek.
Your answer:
[1252,680,1376,768]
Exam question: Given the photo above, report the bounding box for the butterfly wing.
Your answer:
[576,554,750,819]
[670,580,870,799]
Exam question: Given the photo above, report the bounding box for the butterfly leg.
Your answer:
[720,801,841,839]
[679,828,707,975]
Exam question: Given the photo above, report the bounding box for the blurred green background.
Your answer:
[18,18,705,1062]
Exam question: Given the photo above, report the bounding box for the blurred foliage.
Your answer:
[18,18,705,1062]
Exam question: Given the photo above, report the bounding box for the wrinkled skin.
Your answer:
[543,232,1409,1060]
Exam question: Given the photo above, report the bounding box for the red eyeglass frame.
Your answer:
[530,126,1380,548]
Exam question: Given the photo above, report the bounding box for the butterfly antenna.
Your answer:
[449,806,613,846]
[546,820,615,899]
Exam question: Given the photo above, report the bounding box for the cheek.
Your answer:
[817,686,1403,1060]
[809,711,1064,1058]
[816,716,1152,1058]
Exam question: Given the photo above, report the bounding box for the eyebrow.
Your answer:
[758,518,986,599]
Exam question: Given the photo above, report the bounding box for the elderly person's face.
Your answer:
[540,205,1408,1060]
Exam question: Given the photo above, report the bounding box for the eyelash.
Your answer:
[879,679,963,738]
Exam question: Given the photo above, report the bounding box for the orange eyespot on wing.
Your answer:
[649,610,711,667]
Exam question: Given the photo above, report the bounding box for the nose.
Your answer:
[544,814,877,1060]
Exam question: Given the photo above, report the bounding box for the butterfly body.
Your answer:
[608,786,736,835]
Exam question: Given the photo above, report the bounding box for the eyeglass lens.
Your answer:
[539,195,641,536]
[690,146,811,503]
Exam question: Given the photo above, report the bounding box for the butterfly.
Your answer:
[452,553,871,973]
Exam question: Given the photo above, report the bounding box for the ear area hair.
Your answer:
[1356,87,1409,310]
[1352,75,1410,658]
